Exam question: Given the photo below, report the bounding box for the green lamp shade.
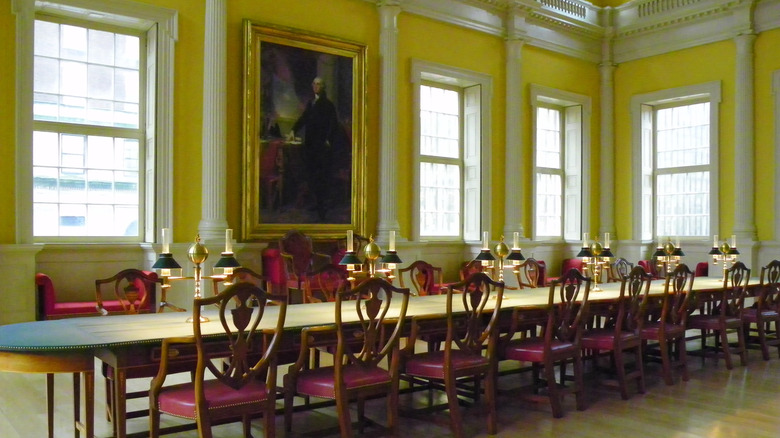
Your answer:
[577,247,593,258]
[339,252,362,265]
[152,253,182,270]
[475,249,495,262]
[506,250,525,261]
[381,251,403,264]
[600,248,615,258]
[708,247,722,255]
[214,253,241,268]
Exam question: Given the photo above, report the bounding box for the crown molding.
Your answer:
[366,0,779,63]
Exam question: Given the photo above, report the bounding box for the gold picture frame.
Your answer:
[242,20,366,241]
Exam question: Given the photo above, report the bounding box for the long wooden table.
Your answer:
[0,276,745,437]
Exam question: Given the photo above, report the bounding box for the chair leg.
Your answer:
[264,401,275,438]
[486,368,497,435]
[149,405,160,438]
[544,361,563,418]
[196,409,213,438]
[283,378,294,432]
[735,324,748,366]
[659,339,673,385]
[46,373,54,438]
[719,329,733,369]
[442,371,464,438]
[387,380,399,435]
[677,336,690,382]
[336,389,353,438]
[757,320,770,360]
[573,355,586,412]
[613,349,629,400]
[242,413,251,437]
[635,344,646,394]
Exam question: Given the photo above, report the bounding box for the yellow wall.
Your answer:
[523,45,602,235]
[397,13,508,237]
[1,0,777,245]
[755,28,780,241]
[0,0,16,242]
[614,40,737,240]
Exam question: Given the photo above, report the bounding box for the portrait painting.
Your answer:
[242,21,366,240]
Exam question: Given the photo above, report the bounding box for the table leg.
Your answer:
[114,367,127,438]
[47,373,54,438]
[73,372,80,437]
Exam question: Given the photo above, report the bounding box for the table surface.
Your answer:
[0,276,742,353]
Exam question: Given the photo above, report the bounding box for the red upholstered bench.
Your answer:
[36,273,99,320]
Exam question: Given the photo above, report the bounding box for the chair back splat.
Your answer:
[398,260,445,296]
[149,282,287,438]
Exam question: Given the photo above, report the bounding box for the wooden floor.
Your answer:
[1,345,779,437]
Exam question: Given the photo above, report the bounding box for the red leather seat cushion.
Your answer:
[157,379,269,419]
[742,308,778,323]
[581,329,639,350]
[687,314,742,330]
[50,302,98,315]
[640,322,686,339]
[404,350,489,379]
[295,365,391,399]
[503,338,577,363]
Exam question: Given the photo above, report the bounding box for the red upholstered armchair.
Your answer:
[36,272,100,320]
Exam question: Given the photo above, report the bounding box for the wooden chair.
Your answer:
[399,272,504,438]
[307,263,348,303]
[639,263,693,385]
[94,268,159,316]
[687,261,749,370]
[94,269,166,426]
[545,258,584,285]
[149,282,287,438]
[279,229,332,303]
[581,266,648,399]
[398,260,445,296]
[742,260,780,360]
[606,257,633,283]
[514,257,545,289]
[283,277,410,437]
[499,268,591,418]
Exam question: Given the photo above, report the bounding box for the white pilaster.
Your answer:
[198,0,229,244]
[599,8,616,240]
[377,2,402,242]
[733,32,757,267]
[503,13,526,240]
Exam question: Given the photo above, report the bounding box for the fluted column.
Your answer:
[377,2,402,242]
[733,33,757,266]
[599,8,616,240]
[198,0,229,244]
[503,32,525,240]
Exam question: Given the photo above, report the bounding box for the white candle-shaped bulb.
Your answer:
[347,230,354,252]
[713,234,719,247]
[676,237,680,248]
[731,234,736,248]
[513,232,519,249]
[225,229,233,253]
[604,232,610,248]
[482,231,489,250]
[389,230,396,252]
[583,232,589,247]
[162,228,170,254]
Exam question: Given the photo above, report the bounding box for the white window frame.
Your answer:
[411,59,492,243]
[631,81,721,243]
[530,84,591,242]
[14,0,177,244]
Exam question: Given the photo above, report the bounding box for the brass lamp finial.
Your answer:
[364,235,381,262]
[188,234,209,264]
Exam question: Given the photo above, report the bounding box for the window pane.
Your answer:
[420,85,459,159]
[419,162,460,237]
[33,132,140,237]
[656,102,709,169]
[33,20,140,128]
[535,173,562,237]
[656,171,709,237]
[536,107,561,169]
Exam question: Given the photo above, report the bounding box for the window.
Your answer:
[531,85,590,241]
[15,0,177,244]
[412,60,491,242]
[33,18,144,238]
[632,82,720,241]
